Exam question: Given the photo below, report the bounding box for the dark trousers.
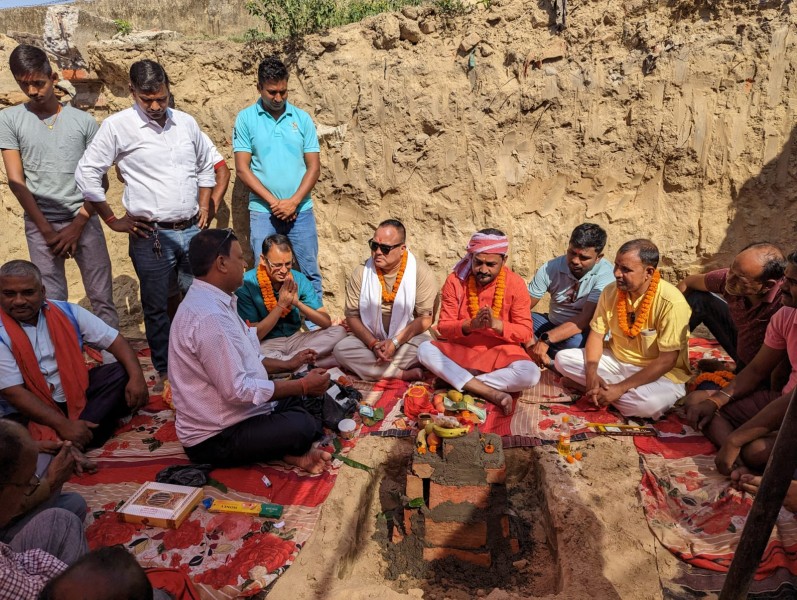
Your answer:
[184,397,321,468]
[685,290,740,367]
[6,362,130,449]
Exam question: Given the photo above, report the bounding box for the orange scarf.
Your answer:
[0,303,89,441]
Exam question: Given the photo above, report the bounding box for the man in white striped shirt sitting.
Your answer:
[168,228,332,473]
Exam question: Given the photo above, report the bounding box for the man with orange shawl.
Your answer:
[0,260,148,450]
[554,239,691,419]
[418,229,540,415]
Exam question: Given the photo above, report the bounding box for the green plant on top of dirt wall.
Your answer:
[112,19,133,36]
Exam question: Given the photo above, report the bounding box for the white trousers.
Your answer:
[417,341,541,392]
[332,332,430,381]
[261,325,347,361]
[554,348,685,419]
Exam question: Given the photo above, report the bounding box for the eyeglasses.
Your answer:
[565,281,580,304]
[214,228,236,258]
[368,239,403,255]
[265,258,293,271]
[0,473,41,496]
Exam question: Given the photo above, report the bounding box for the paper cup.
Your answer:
[338,418,357,440]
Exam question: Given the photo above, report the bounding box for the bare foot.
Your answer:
[483,389,513,416]
[400,367,424,382]
[70,446,98,475]
[284,448,333,474]
[730,466,753,489]
[560,377,585,393]
[737,473,797,512]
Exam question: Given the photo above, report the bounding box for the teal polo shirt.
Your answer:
[232,100,320,214]
[235,268,322,340]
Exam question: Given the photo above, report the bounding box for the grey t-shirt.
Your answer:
[0,104,99,220]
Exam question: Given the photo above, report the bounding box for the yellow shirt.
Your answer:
[590,279,692,384]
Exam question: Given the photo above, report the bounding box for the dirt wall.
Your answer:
[0,0,795,332]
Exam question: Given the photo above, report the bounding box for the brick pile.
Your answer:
[398,430,516,567]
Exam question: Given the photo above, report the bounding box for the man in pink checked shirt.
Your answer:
[167,228,332,474]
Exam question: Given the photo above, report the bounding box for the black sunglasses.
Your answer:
[368,239,403,255]
[215,228,236,257]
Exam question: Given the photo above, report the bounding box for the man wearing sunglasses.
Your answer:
[0,420,89,597]
[418,229,539,416]
[333,219,438,381]
[236,234,346,369]
[526,223,614,368]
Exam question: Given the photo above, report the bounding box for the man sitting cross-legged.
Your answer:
[0,260,149,450]
[333,219,438,381]
[169,229,331,472]
[527,223,614,368]
[418,229,540,415]
[677,242,785,371]
[555,239,691,419]
[684,252,797,446]
[236,234,346,370]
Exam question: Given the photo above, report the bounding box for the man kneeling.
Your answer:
[418,229,540,415]
[555,239,691,419]
[169,229,331,473]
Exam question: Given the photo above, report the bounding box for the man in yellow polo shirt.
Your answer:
[554,239,691,419]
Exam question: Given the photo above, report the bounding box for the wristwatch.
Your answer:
[391,337,400,350]
[539,332,551,343]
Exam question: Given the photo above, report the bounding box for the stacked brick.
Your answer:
[400,430,514,567]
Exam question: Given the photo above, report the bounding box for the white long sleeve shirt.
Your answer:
[75,104,216,221]
[168,279,277,447]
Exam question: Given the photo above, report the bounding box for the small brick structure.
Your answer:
[398,430,514,567]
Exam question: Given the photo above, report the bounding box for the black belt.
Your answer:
[141,216,198,231]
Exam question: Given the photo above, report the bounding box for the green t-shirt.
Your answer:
[0,103,99,221]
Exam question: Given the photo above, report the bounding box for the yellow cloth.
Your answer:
[590,279,691,384]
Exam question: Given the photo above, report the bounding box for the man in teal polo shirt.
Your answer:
[526,223,614,367]
[235,234,346,370]
[233,56,323,305]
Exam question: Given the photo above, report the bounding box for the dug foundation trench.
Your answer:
[272,435,674,599]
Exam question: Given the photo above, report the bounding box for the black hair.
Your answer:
[9,44,52,77]
[257,56,289,84]
[477,228,506,237]
[377,219,406,243]
[262,233,294,257]
[39,546,153,600]
[129,60,170,93]
[0,420,27,484]
[188,228,237,277]
[569,223,607,254]
[617,239,659,268]
[741,242,786,281]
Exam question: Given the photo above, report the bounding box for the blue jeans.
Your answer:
[532,312,588,358]
[250,208,323,301]
[129,225,199,374]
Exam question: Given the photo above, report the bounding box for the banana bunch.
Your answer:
[432,423,468,438]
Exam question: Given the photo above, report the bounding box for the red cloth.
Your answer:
[433,268,532,371]
[0,304,89,441]
[146,568,201,599]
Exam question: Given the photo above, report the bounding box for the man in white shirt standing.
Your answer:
[75,60,215,388]
[168,228,332,473]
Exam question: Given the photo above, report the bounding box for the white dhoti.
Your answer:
[333,332,430,381]
[260,325,347,361]
[417,340,540,392]
[554,347,684,419]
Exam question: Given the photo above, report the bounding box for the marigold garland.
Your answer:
[693,371,735,388]
[377,251,408,303]
[616,270,661,337]
[468,268,507,318]
[257,264,290,317]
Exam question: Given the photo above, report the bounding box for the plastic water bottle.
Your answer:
[557,416,571,456]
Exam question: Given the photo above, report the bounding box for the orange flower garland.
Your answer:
[468,268,507,318]
[377,251,408,303]
[256,264,290,317]
[616,270,661,337]
[693,370,735,388]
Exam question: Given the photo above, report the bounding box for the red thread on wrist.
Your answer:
[104,214,117,225]
[369,339,379,350]
[300,379,308,395]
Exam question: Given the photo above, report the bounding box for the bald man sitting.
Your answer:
[677,242,785,371]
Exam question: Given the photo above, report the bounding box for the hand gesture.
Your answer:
[108,214,152,238]
[528,340,551,367]
[272,199,298,222]
[56,419,98,450]
[471,307,492,330]
[125,375,150,411]
[45,442,77,489]
[197,206,212,229]
[48,222,84,257]
[686,399,717,431]
[277,278,298,309]
[591,381,623,407]
[304,368,331,396]
[289,349,317,371]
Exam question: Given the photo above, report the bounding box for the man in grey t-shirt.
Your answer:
[0,45,117,328]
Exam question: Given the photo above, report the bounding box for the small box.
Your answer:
[117,481,203,529]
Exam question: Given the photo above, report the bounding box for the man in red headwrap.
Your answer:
[418,228,539,415]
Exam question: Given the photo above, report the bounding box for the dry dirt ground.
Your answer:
[271,434,687,600]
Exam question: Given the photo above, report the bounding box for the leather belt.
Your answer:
[141,216,198,231]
